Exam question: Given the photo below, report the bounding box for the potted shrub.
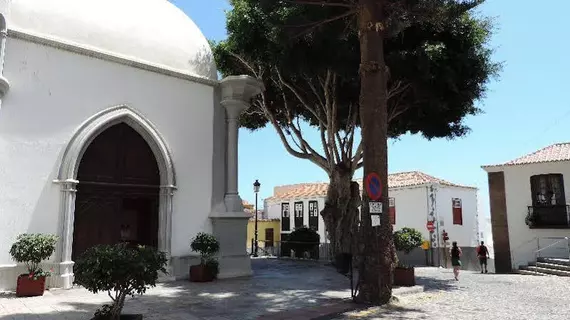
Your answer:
[9,233,58,297]
[189,232,220,282]
[74,243,167,320]
[393,227,424,287]
[288,227,320,259]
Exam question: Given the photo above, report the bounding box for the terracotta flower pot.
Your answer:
[189,264,214,282]
[393,267,415,287]
[16,274,46,297]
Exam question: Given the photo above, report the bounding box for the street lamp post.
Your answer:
[253,179,261,257]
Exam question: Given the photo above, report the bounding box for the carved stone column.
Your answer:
[57,179,79,289]
[220,76,264,213]
[158,185,176,281]
[210,75,264,278]
[0,16,10,98]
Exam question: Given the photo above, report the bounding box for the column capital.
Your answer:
[220,75,264,119]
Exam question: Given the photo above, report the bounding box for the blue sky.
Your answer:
[172,0,570,217]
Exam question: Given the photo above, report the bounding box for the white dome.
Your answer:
[8,0,217,80]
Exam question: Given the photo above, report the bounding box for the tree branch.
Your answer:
[261,81,330,172]
[291,8,357,37]
[228,52,259,78]
[289,0,356,8]
[276,69,327,125]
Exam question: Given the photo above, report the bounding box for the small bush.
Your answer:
[393,227,424,254]
[288,227,320,258]
[191,233,220,277]
[74,243,167,320]
[9,233,58,279]
[191,232,220,263]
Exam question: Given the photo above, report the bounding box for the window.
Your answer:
[308,200,319,230]
[281,203,290,231]
[452,198,463,225]
[530,174,566,206]
[388,197,396,225]
[294,202,304,228]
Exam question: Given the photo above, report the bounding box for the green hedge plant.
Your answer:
[393,227,424,268]
[9,233,58,280]
[74,243,167,320]
[288,227,320,258]
[190,232,220,277]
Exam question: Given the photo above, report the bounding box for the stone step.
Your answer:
[522,266,570,277]
[517,269,550,276]
[536,262,570,272]
[538,257,570,266]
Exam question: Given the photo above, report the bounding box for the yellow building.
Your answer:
[243,200,280,254]
[246,218,281,253]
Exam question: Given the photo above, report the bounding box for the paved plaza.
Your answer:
[0,258,355,320]
[334,267,570,320]
[2,260,569,320]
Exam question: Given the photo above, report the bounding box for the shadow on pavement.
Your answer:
[415,275,459,293]
[0,259,353,320]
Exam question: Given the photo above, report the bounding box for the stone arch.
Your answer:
[54,105,176,288]
[0,13,10,98]
[57,105,176,186]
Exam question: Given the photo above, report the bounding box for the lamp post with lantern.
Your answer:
[253,179,261,257]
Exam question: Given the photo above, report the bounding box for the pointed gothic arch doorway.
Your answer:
[72,122,160,260]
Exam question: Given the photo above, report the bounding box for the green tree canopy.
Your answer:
[214,0,499,140]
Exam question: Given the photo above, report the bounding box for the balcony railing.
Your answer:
[526,205,570,228]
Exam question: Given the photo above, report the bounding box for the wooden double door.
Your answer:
[72,123,160,261]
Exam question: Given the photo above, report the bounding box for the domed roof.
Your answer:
[8,0,217,80]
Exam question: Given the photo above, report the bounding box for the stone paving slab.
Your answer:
[331,267,570,320]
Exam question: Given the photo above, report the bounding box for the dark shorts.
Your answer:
[479,257,488,265]
[451,258,461,267]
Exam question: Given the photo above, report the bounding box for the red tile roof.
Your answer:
[266,171,474,201]
[482,142,570,168]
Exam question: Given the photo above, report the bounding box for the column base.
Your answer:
[57,261,75,289]
[210,211,252,279]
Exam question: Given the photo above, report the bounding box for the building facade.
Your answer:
[483,142,570,273]
[0,0,262,291]
[264,171,480,255]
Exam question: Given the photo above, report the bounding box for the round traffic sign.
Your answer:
[426,221,435,232]
[364,172,382,201]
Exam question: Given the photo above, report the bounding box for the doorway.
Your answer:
[72,123,160,261]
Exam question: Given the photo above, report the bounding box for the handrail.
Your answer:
[535,236,570,260]
[535,237,568,253]
[513,237,537,251]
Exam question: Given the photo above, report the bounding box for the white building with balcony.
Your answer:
[264,171,480,262]
[483,142,570,273]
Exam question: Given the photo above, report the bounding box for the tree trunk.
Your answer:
[320,164,361,258]
[109,292,127,320]
[355,0,396,305]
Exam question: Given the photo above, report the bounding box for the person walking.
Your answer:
[477,241,490,273]
[450,241,462,281]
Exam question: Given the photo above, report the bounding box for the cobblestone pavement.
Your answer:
[0,258,359,320]
[334,267,570,320]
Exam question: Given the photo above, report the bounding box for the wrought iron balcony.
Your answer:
[526,205,570,228]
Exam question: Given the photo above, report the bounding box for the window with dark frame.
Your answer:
[452,198,463,225]
[281,203,290,231]
[388,197,396,225]
[530,174,566,206]
[308,200,319,230]
[294,202,304,228]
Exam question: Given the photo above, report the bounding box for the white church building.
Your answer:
[0,0,263,290]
